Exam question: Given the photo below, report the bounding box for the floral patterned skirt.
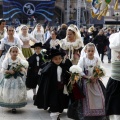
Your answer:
[0,76,27,108]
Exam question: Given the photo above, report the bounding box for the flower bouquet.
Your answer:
[93,66,105,78]
[87,66,106,83]
[5,60,28,79]
[67,65,82,93]
[41,49,48,61]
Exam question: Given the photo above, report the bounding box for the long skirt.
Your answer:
[22,48,33,58]
[67,80,107,120]
[106,77,120,120]
[0,76,27,108]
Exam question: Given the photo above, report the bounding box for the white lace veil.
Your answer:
[80,43,100,61]
[18,25,29,36]
[74,25,84,47]
[65,24,84,47]
[4,46,26,61]
[4,26,23,46]
[32,23,44,35]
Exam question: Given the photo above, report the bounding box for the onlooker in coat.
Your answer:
[93,29,108,63]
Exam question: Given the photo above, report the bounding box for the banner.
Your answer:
[90,0,111,20]
[3,0,56,21]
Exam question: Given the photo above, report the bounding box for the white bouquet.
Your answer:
[41,49,47,53]
[68,65,82,93]
[21,60,29,68]
[69,65,82,74]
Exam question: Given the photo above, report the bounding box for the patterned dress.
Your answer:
[0,37,21,80]
[32,30,44,44]
[77,56,106,120]
[0,57,27,108]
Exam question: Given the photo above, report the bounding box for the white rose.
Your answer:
[42,49,47,53]
[21,60,29,68]
[69,65,82,73]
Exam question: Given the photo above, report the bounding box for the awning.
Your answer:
[105,21,120,24]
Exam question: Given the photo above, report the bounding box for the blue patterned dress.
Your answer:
[0,57,27,108]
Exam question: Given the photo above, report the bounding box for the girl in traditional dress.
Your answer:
[31,23,45,44]
[60,24,83,65]
[105,32,120,120]
[77,43,106,120]
[34,48,72,120]
[19,25,37,58]
[0,46,28,113]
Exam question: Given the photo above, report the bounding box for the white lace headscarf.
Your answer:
[18,25,29,36]
[32,23,44,34]
[4,46,26,61]
[61,24,83,61]
[80,43,100,62]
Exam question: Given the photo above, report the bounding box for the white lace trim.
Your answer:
[60,38,82,61]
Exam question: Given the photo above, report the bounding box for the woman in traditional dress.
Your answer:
[60,24,83,65]
[44,30,60,51]
[19,25,37,58]
[31,23,45,44]
[0,46,28,113]
[105,31,120,120]
[0,26,22,79]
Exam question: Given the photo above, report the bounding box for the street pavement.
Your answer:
[0,55,111,120]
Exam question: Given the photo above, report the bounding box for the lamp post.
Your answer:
[112,13,119,30]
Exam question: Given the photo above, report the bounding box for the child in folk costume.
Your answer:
[34,48,72,120]
[26,42,44,100]
[0,46,28,113]
[77,43,106,120]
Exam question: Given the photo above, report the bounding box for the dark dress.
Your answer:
[43,37,60,51]
[105,77,120,116]
[34,60,72,113]
[26,53,44,89]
